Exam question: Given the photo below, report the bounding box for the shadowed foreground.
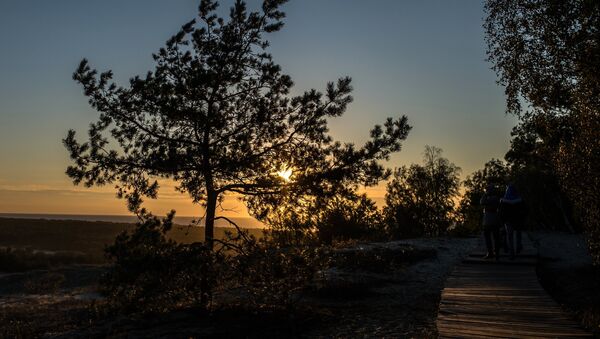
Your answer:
[0,237,476,337]
[437,236,590,338]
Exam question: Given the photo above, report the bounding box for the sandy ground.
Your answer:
[302,237,477,338]
[0,237,477,338]
[0,266,105,338]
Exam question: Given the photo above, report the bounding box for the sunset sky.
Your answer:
[0,0,517,218]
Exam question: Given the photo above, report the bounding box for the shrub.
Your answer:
[316,194,385,245]
[101,211,223,314]
[225,230,329,310]
[331,244,437,273]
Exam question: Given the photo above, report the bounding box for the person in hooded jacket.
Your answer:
[480,184,501,260]
[498,184,528,259]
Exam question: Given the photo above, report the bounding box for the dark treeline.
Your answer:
[0,217,263,268]
[484,0,600,265]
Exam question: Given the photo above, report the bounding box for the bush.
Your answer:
[100,211,327,314]
[331,244,437,273]
[316,195,385,245]
[225,230,329,310]
[384,207,427,239]
[101,211,223,314]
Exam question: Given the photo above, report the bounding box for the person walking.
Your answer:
[480,184,501,260]
[498,184,528,259]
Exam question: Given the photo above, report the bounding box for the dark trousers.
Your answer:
[505,223,523,256]
[483,224,500,257]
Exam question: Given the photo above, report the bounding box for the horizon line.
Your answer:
[0,212,255,219]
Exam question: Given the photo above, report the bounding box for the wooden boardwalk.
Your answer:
[437,236,591,338]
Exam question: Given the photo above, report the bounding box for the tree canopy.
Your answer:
[64,0,411,248]
[485,0,600,264]
[485,0,600,116]
[384,146,461,238]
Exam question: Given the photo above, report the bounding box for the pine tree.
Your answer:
[64,0,411,250]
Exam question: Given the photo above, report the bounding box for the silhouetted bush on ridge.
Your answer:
[102,211,223,313]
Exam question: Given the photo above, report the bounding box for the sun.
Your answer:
[277,168,293,182]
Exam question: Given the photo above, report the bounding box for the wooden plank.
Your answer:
[439,306,567,316]
[462,257,538,266]
[438,314,582,328]
[438,322,590,338]
[438,312,583,326]
[467,253,538,258]
[439,301,564,310]
[436,239,591,338]
[439,317,589,335]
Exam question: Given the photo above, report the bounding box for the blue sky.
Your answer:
[0,0,516,216]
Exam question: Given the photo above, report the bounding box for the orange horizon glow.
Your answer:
[0,180,387,217]
[0,2,517,217]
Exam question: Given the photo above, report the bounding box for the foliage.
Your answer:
[331,244,436,273]
[224,230,328,310]
[101,211,223,313]
[254,190,385,245]
[485,0,600,263]
[65,0,411,312]
[316,194,385,244]
[64,0,411,251]
[555,109,600,264]
[455,159,508,236]
[505,113,577,231]
[455,116,578,234]
[484,0,600,116]
[384,146,461,238]
[100,210,329,313]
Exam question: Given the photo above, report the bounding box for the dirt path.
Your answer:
[303,237,478,338]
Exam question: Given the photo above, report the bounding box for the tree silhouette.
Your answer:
[64,0,411,250]
[485,0,600,264]
[384,146,460,238]
[484,0,600,117]
[504,113,576,232]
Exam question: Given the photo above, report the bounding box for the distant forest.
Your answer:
[0,217,263,264]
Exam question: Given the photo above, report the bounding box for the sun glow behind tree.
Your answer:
[277,168,293,182]
[64,0,411,255]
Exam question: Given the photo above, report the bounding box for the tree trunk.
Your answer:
[205,190,217,250]
[200,190,217,308]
